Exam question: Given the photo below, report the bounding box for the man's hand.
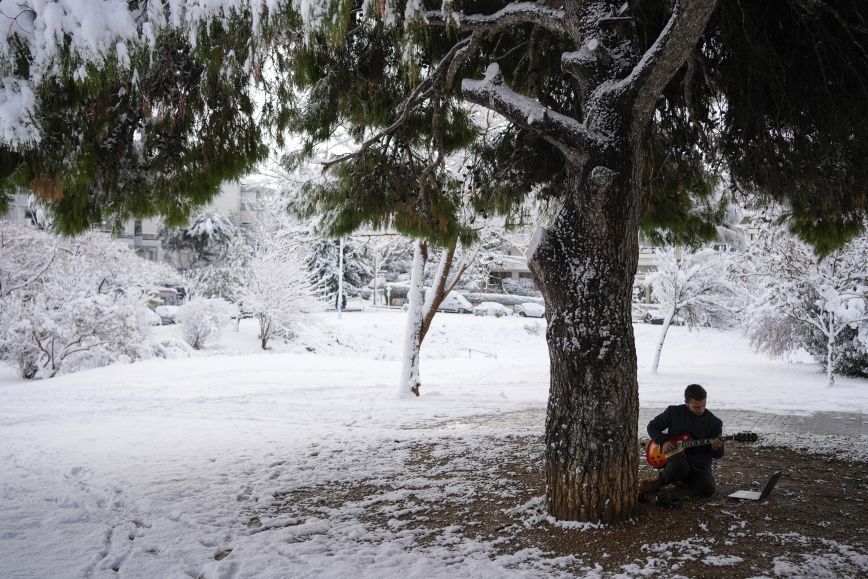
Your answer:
[711,437,723,450]
[661,440,676,453]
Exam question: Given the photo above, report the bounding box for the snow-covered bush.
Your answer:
[175,298,234,350]
[502,278,537,296]
[135,338,195,360]
[0,224,177,378]
[743,219,868,386]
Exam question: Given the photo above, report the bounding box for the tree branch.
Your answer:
[619,0,719,126]
[320,36,472,171]
[420,240,457,341]
[462,63,606,165]
[1,247,56,297]
[425,3,567,36]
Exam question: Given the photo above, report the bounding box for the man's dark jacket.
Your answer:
[647,404,724,469]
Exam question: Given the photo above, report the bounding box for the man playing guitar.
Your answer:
[640,384,724,497]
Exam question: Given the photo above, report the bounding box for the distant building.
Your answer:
[486,229,536,291]
[105,218,162,261]
[207,181,266,229]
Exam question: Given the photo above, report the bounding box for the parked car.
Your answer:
[473,301,510,317]
[643,309,685,326]
[514,302,545,318]
[437,292,473,314]
[144,308,163,326]
[631,302,648,323]
[154,305,179,325]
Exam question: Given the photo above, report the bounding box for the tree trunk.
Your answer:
[420,240,457,342]
[826,323,835,388]
[529,165,642,523]
[259,315,271,350]
[652,306,677,374]
[400,240,428,397]
[337,237,345,318]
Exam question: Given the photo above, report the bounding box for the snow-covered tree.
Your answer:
[243,196,321,349]
[645,247,737,374]
[0,223,176,377]
[160,211,249,302]
[175,298,235,350]
[745,222,868,387]
[305,237,373,308]
[0,222,57,298]
[355,232,407,305]
[161,211,239,272]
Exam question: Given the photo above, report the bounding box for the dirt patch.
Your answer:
[265,435,868,577]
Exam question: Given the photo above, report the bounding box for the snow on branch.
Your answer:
[0,0,282,145]
[425,2,567,35]
[461,63,606,164]
[617,0,718,124]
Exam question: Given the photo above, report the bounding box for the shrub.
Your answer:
[175,298,234,349]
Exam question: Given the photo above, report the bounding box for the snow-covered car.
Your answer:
[437,292,473,314]
[514,302,545,318]
[154,305,179,325]
[144,308,163,326]
[473,301,510,317]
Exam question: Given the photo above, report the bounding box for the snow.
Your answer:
[0,77,38,144]
[0,311,866,577]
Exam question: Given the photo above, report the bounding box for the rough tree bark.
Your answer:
[529,160,644,522]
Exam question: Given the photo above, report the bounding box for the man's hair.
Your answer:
[684,383,707,402]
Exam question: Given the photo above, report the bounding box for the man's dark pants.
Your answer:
[659,456,715,497]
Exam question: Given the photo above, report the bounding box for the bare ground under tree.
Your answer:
[255,434,868,577]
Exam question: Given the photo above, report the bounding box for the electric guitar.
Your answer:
[645,432,758,469]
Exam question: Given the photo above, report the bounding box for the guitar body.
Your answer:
[645,434,692,469]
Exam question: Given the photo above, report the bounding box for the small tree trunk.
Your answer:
[826,328,835,388]
[373,250,380,306]
[400,240,427,397]
[337,237,345,318]
[420,239,457,342]
[651,306,677,374]
[259,315,271,350]
[529,166,641,523]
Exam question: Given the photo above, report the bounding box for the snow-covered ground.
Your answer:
[0,310,865,578]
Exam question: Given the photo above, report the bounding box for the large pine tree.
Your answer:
[274,0,868,522]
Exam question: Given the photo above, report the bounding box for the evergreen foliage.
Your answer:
[0,14,267,233]
[283,12,480,246]
[2,1,864,251]
[698,0,868,251]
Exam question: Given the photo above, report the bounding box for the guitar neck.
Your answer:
[666,436,723,456]
[681,438,714,449]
